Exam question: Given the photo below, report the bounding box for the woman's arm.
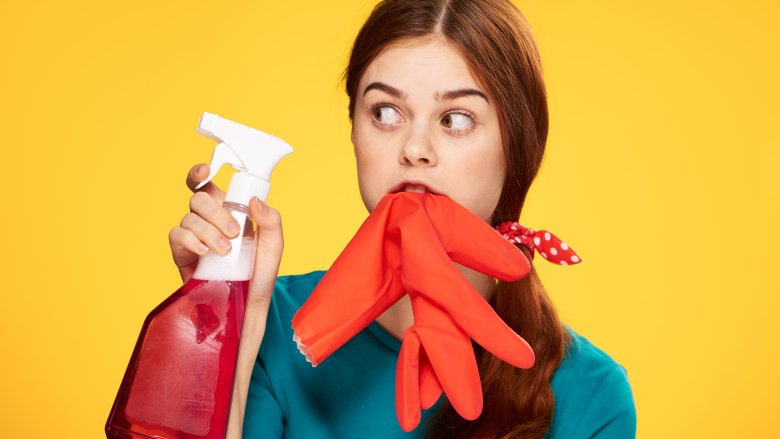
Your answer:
[170,163,286,438]
[227,302,270,439]
[224,195,284,438]
[571,364,637,438]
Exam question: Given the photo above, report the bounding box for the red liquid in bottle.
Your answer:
[106,278,249,438]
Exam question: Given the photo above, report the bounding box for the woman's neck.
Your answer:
[374,262,497,342]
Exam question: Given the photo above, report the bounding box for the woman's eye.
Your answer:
[442,112,473,133]
[371,105,403,125]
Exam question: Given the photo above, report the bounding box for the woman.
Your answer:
[169,1,636,437]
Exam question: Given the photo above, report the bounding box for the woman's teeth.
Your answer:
[403,184,428,193]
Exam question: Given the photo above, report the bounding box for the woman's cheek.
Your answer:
[354,153,383,213]
[460,190,499,224]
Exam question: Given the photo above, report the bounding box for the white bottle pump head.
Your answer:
[195,112,294,206]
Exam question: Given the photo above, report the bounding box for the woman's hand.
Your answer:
[168,163,233,283]
[167,163,285,307]
[168,163,285,438]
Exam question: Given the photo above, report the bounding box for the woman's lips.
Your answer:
[389,181,441,195]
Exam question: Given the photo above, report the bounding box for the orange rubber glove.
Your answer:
[290,191,535,431]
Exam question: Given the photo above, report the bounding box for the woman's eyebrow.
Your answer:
[434,88,489,104]
[363,82,408,100]
[363,81,489,104]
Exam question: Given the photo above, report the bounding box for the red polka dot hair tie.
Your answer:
[496,221,582,266]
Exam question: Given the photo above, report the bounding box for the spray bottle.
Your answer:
[106,112,293,439]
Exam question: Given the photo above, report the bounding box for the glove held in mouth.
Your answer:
[290,192,536,431]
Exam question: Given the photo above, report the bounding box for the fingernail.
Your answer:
[197,243,209,254]
[228,222,240,235]
[218,239,231,250]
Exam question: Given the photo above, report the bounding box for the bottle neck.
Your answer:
[225,173,271,206]
[192,202,257,281]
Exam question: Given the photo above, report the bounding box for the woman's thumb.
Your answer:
[246,196,284,304]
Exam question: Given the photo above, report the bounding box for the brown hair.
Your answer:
[339,0,572,437]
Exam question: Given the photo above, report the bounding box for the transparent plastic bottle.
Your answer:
[106,111,292,438]
[105,201,256,439]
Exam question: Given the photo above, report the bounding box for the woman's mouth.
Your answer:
[389,181,441,195]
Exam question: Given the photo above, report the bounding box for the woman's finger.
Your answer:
[168,226,207,282]
[169,225,210,256]
[180,211,233,255]
[189,191,241,240]
[245,197,284,307]
[186,163,226,204]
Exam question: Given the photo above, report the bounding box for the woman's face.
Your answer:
[351,35,506,223]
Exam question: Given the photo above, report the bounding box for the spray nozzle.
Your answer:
[195,112,294,205]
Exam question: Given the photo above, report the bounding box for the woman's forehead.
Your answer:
[358,37,483,98]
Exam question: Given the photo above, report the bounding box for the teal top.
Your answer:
[244,270,636,438]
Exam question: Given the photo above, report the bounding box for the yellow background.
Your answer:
[1,1,777,437]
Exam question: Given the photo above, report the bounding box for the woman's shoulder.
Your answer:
[276,269,328,287]
[547,325,637,438]
[555,325,627,380]
[271,269,327,309]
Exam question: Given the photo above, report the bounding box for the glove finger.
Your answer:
[291,194,405,366]
[418,346,442,410]
[401,225,535,369]
[413,293,483,420]
[420,193,530,281]
[396,327,422,433]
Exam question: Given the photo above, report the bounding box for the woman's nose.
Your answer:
[399,131,437,167]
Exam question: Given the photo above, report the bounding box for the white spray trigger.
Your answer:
[193,112,294,206]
